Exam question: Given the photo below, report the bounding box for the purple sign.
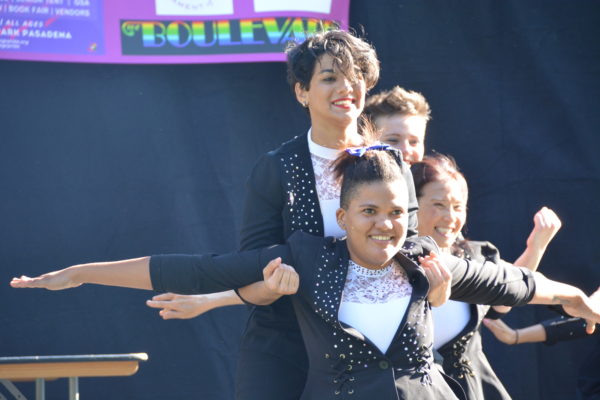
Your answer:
[0,0,349,64]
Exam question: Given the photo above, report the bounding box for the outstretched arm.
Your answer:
[484,288,600,345]
[494,207,561,314]
[145,277,297,319]
[528,274,599,334]
[146,152,287,319]
[11,241,294,298]
[147,291,243,320]
[11,256,152,291]
[445,254,600,332]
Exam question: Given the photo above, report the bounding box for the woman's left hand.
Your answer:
[420,251,452,307]
[263,257,299,295]
[11,268,80,291]
[562,286,600,334]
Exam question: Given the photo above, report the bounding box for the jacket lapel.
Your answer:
[280,133,325,237]
[312,238,348,325]
[313,238,434,353]
[388,249,431,348]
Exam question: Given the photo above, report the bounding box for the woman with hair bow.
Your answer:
[12,146,600,400]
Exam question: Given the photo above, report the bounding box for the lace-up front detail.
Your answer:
[342,260,412,304]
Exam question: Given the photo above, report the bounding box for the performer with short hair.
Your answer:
[364,85,431,165]
[144,30,420,400]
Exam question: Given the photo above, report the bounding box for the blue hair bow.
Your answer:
[345,143,394,157]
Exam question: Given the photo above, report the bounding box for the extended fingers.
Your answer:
[482,318,506,331]
[585,320,596,335]
[10,275,36,288]
[11,275,51,289]
[482,318,514,343]
[158,309,184,320]
[151,292,176,301]
[146,299,174,309]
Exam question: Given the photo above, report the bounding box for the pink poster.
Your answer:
[0,0,349,64]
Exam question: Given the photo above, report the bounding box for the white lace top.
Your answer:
[307,130,346,238]
[338,260,413,353]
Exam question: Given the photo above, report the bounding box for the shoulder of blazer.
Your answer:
[401,236,440,261]
[267,133,310,157]
[287,232,346,266]
[394,236,438,296]
[460,240,501,264]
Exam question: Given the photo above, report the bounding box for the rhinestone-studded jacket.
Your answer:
[236,133,419,366]
[150,232,537,400]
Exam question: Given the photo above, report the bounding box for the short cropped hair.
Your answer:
[286,30,380,91]
[364,86,431,121]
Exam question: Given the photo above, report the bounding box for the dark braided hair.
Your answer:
[333,148,407,209]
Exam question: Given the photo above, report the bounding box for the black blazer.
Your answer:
[235,133,418,360]
[238,133,419,251]
[437,241,512,400]
[150,232,537,400]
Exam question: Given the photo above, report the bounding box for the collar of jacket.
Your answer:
[311,237,436,352]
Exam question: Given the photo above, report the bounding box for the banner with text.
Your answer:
[0,0,349,63]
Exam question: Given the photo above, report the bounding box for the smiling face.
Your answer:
[376,114,427,165]
[295,54,366,131]
[337,180,408,269]
[416,178,467,250]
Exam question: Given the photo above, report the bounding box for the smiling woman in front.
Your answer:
[11,147,600,400]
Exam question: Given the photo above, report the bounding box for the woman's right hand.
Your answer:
[10,268,80,291]
[483,318,518,345]
[146,293,222,320]
[420,251,452,307]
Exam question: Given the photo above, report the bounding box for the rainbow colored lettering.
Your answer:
[121,17,337,55]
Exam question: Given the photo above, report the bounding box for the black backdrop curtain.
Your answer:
[2,1,599,399]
